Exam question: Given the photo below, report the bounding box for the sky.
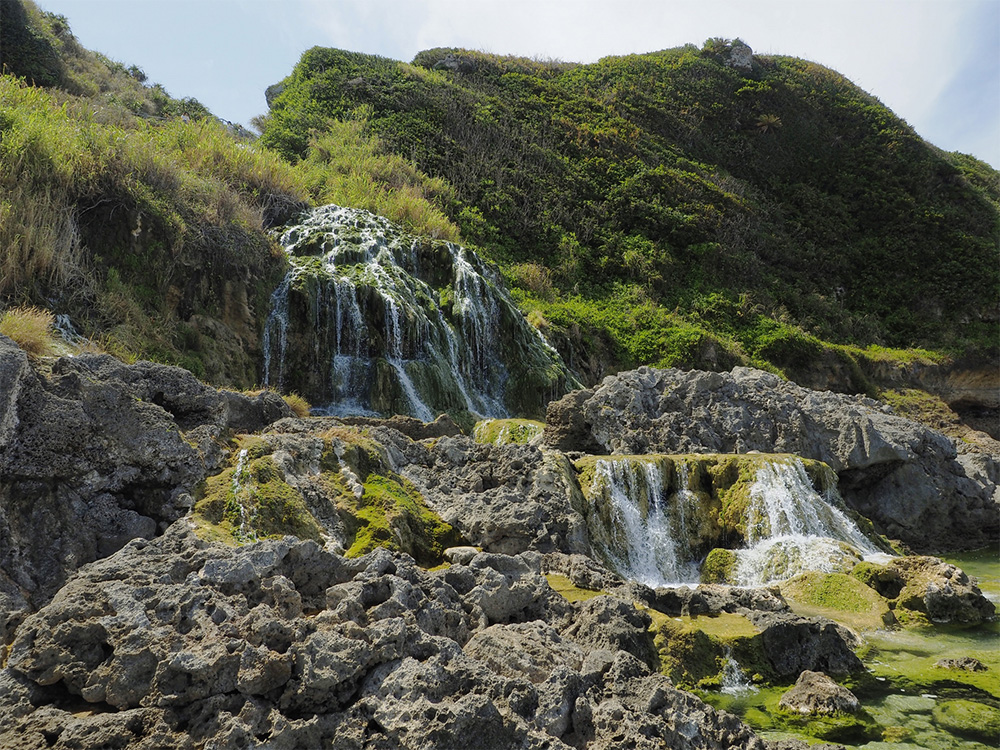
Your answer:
[36,0,1000,168]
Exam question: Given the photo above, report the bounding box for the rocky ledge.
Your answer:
[1,343,996,749]
[544,366,1000,552]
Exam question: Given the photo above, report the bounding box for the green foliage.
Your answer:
[260,43,999,378]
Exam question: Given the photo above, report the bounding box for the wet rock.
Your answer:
[778,671,860,715]
[743,611,864,679]
[543,366,999,552]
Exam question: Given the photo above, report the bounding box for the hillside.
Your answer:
[1,0,998,427]
[260,43,999,387]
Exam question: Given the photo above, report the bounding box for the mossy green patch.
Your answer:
[648,608,769,688]
[780,571,892,632]
[472,418,545,445]
[544,574,607,603]
[337,472,462,566]
[192,454,323,544]
[702,547,739,584]
[931,699,1000,745]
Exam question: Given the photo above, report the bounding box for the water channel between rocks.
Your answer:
[701,547,999,750]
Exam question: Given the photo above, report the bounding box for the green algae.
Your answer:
[931,699,1000,745]
[337,472,462,566]
[780,572,893,632]
[544,573,607,603]
[472,418,545,445]
[193,451,323,545]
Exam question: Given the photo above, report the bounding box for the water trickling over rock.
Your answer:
[583,457,709,587]
[580,453,886,588]
[732,457,884,585]
[263,205,576,420]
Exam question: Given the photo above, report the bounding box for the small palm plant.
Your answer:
[755,113,782,134]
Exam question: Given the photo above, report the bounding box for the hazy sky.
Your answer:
[38,0,1000,167]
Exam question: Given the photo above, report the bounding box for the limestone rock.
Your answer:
[0,348,292,643]
[856,556,996,624]
[544,366,999,551]
[778,671,860,715]
[743,611,864,678]
[935,657,987,672]
[0,526,766,750]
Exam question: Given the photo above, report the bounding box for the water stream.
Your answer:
[262,205,574,420]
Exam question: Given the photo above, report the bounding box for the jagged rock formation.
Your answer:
[0,335,291,642]
[1,343,995,749]
[544,366,1000,552]
[0,529,766,750]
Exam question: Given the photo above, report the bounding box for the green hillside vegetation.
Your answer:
[1,0,997,403]
[0,0,459,383]
[260,43,999,382]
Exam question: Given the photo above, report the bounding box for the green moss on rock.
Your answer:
[780,572,892,631]
[931,700,1000,745]
[702,547,739,584]
[338,472,462,566]
[472,418,545,445]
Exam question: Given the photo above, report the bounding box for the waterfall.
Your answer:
[588,458,702,588]
[261,205,575,420]
[720,648,757,696]
[733,458,883,586]
[229,449,256,542]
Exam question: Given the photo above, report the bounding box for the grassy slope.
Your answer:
[260,43,999,386]
[0,0,459,386]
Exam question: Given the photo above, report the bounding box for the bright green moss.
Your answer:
[931,700,1000,745]
[702,547,738,584]
[780,572,891,632]
[338,472,462,566]
[472,418,545,445]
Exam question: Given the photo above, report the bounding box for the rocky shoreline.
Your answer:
[1,337,996,748]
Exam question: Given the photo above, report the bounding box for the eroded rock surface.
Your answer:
[544,366,1000,551]
[0,527,766,750]
[0,339,291,643]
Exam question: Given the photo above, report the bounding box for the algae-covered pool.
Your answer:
[701,547,999,749]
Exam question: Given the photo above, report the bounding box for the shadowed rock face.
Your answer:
[0,337,291,642]
[0,529,767,750]
[544,366,1000,552]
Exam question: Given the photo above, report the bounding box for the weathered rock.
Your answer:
[399,436,591,556]
[935,656,987,672]
[0,346,292,643]
[0,526,767,750]
[855,556,995,624]
[743,611,864,679]
[778,671,860,715]
[544,366,1000,551]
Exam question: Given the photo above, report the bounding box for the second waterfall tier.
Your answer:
[263,205,578,420]
[578,453,890,588]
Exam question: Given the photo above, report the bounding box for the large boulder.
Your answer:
[544,366,999,552]
[0,342,291,643]
[778,671,860,715]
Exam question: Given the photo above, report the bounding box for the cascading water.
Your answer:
[588,458,704,588]
[732,457,884,586]
[720,648,757,696]
[262,205,575,420]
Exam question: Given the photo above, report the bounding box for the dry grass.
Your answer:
[0,306,60,357]
[283,392,312,417]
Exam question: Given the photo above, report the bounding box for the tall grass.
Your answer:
[0,305,59,357]
[297,117,462,241]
